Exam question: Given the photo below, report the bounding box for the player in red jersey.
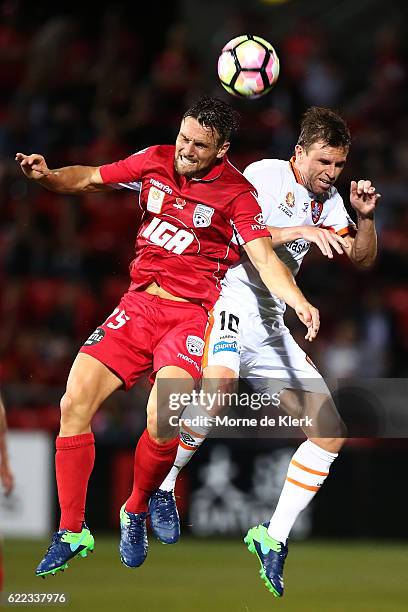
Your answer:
[16,96,319,575]
[0,392,15,591]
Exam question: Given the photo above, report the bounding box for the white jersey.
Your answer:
[221,158,355,317]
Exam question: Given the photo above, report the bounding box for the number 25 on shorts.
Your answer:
[104,308,130,330]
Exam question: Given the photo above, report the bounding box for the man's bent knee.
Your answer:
[59,392,94,436]
[146,410,178,444]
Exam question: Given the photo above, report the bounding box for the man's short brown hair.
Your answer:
[297,107,351,151]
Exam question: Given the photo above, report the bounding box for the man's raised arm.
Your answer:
[15,152,109,193]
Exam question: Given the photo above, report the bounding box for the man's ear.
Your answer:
[294,144,304,160]
[216,141,230,159]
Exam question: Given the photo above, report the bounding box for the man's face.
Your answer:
[174,117,229,179]
[295,141,348,195]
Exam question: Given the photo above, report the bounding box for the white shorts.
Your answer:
[204,294,329,395]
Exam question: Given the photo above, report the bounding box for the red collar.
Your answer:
[190,156,226,183]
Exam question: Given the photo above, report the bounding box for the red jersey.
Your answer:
[100,145,270,310]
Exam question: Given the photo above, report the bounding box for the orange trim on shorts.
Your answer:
[291,459,329,477]
[182,422,206,439]
[286,477,320,492]
[179,439,197,451]
[202,308,215,369]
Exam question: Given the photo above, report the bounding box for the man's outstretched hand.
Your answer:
[15,152,50,180]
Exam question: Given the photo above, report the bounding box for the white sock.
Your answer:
[159,402,215,492]
[267,440,338,544]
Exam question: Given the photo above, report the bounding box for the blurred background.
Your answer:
[1,0,408,609]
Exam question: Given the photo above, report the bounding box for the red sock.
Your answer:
[125,429,179,513]
[56,433,95,532]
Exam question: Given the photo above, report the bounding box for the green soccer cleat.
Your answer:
[36,523,94,577]
[244,523,288,597]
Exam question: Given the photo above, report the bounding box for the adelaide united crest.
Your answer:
[193,204,214,228]
[311,200,323,224]
[186,335,205,356]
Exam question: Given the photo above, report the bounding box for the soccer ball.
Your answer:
[217,34,280,99]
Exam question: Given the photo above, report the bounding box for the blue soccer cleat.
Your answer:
[119,504,148,568]
[36,523,94,577]
[244,523,288,597]
[149,489,180,544]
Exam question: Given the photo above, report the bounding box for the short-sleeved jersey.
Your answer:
[100,145,270,311]
[222,157,356,317]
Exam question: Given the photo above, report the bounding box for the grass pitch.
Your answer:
[4,537,408,612]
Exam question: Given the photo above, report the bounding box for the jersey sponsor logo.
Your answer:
[186,335,205,356]
[149,178,173,194]
[213,340,238,354]
[177,352,200,372]
[254,212,264,224]
[193,204,214,228]
[285,192,295,207]
[278,202,294,218]
[84,327,105,346]
[147,187,165,213]
[285,239,310,255]
[311,200,323,224]
[219,333,236,340]
[142,217,194,254]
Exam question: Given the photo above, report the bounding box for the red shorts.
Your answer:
[80,290,208,389]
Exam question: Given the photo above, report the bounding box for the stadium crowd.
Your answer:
[1,1,407,439]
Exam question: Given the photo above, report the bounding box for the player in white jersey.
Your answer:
[149,107,380,597]
[209,154,356,395]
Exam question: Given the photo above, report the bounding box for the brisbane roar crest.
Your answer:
[311,200,323,224]
[285,192,295,207]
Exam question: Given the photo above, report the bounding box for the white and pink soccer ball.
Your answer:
[217,35,280,99]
